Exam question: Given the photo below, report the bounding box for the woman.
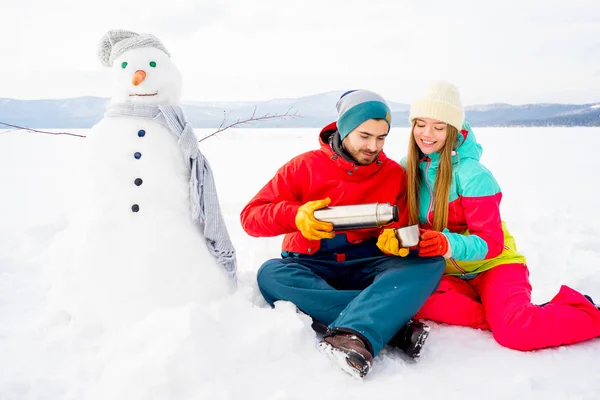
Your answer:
[377,81,600,351]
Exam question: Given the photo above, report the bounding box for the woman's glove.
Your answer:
[418,229,451,258]
[377,229,410,257]
[295,198,335,240]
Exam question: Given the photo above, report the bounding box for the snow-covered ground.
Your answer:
[1,127,600,399]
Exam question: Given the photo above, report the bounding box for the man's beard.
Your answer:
[344,145,379,166]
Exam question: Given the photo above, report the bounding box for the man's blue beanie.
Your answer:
[336,90,391,140]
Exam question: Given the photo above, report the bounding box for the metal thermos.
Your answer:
[313,203,399,230]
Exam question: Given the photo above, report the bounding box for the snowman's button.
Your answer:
[134,178,143,186]
[131,204,140,212]
[134,152,142,159]
[138,130,146,137]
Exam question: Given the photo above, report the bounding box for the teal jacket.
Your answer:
[402,122,526,276]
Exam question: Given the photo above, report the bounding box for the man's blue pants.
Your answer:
[257,253,445,355]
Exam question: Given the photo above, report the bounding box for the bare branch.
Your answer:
[199,107,300,143]
[1,107,301,143]
[0,122,86,138]
[217,110,227,131]
[0,128,21,134]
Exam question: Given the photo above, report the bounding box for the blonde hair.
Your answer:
[406,120,458,232]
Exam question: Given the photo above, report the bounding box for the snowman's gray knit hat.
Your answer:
[98,30,170,67]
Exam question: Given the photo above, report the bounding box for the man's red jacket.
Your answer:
[240,122,409,255]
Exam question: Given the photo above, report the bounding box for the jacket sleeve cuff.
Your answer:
[442,233,453,259]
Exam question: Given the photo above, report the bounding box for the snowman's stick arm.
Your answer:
[0,122,86,138]
[198,107,300,143]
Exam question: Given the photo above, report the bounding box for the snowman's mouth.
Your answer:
[129,91,158,97]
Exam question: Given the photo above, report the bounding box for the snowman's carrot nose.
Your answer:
[132,70,147,86]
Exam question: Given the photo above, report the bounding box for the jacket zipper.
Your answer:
[450,245,511,277]
[424,157,468,276]
[424,158,434,225]
[425,157,464,273]
[449,257,467,275]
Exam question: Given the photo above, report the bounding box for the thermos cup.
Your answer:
[313,203,398,230]
[394,224,420,247]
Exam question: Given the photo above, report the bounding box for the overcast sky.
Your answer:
[2,0,599,104]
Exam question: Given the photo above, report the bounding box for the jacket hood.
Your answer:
[319,121,338,146]
[453,121,482,162]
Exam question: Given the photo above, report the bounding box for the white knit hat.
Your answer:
[97,30,170,67]
[409,81,465,130]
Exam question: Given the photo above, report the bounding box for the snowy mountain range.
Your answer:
[1,93,599,129]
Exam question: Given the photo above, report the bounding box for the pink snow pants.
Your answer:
[414,263,600,351]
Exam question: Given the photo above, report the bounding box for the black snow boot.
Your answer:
[584,295,600,310]
[318,331,373,379]
[540,295,600,310]
[388,319,431,359]
[311,318,328,335]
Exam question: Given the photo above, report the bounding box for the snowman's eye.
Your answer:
[149,61,156,68]
[121,62,128,69]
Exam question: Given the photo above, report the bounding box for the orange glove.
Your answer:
[377,229,410,257]
[295,198,335,241]
[418,229,450,257]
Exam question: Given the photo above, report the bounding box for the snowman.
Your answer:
[59,30,237,328]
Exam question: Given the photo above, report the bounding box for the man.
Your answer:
[240,90,445,378]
